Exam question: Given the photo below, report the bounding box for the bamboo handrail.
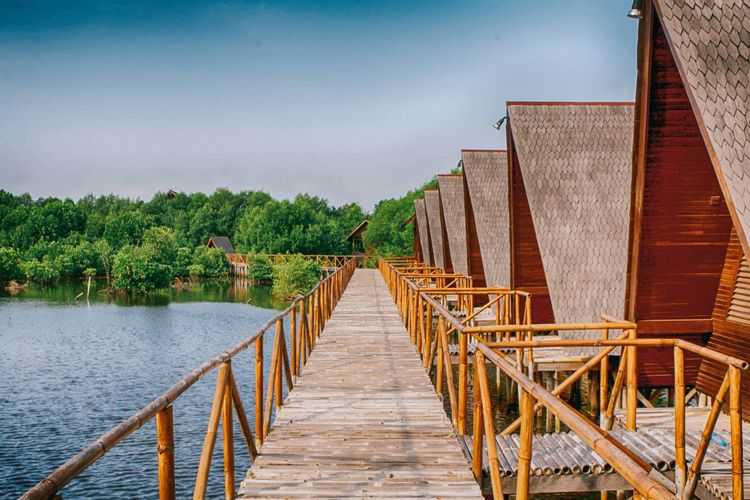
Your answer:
[379,258,749,500]
[21,258,357,500]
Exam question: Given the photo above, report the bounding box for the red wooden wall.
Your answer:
[629,13,733,386]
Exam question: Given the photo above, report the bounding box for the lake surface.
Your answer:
[0,280,290,499]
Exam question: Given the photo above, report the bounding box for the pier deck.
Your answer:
[237,269,481,498]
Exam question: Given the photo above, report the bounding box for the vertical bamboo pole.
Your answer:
[458,325,468,435]
[222,367,235,500]
[298,299,307,370]
[599,328,609,427]
[729,366,743,500]
[290,303,297,378]
[517,388,535,500]
[425,303,433,369]
[439,316,458,426]
[476,351,504,499]
[673,346,686,497]
[626,329,637,430]
[471,359,484,480]
[156,405,175,500]
[274,320,283,408]
[255,337,264,445]
[263,327,281,439]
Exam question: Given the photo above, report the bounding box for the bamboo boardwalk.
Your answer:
[237,269,482,499]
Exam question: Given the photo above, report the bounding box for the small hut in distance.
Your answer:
[207,236,235,254]
[346,220,369,254]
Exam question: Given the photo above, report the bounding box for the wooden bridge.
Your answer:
[19,257,750,499]
[237,269,481,498]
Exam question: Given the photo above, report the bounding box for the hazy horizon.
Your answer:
[1,1,638,210]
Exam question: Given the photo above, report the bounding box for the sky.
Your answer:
[0,1,639,210]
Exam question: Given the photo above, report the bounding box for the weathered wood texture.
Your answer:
[463,175,488,305]
[238,269,481,498]
[628,13,732,386]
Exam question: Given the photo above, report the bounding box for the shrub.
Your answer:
[23,256,62,283]
[247,255,274,284]
[112,246,172,293]
[173,246,193,277]
[191,246,229,277]
[187,263,205,276]
[272,255,321,299]
[0,247,24,282]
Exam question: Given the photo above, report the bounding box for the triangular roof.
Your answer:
[402,213,415,227]
[655,0,750,258]
[424,189,448,269]
[507,102,634,338]
[208,236,235,253]
[346,219,369,241]
[461,150,509,288]
[438,174,468,276]
[414,198,432,265]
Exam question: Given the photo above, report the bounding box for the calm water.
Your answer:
[0,280,291,499]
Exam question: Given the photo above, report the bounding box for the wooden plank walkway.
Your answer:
[237,269,482,499]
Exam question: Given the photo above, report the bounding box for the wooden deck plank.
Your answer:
[237,269,482,498]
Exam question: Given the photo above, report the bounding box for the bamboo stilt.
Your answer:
[194,363,230,500]
[222,369,235,500]
[156,405,175,500]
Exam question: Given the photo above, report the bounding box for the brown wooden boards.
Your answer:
[237,270,481,498]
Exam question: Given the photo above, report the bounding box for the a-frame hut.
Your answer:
[461,150,510,290]
[437,174,469,277]
[627,0,750,405]
[424,189,453,271]
[506,102,634,338]
[414,198,433,265]
[403,214,422,262]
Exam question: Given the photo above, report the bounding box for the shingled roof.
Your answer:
[414,198,432,265]
[507,102,634,352]
[208,236,235,253]
[655,0,750,257]
[462,150,510,288]
[424,190,448,269]
[438,174,469,276]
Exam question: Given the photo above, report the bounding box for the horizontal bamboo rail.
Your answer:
[379,257,748,500]
[21,258,357,500]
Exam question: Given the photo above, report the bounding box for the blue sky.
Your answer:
[0,1,638,209]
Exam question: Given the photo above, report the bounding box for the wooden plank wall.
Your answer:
[631,14,733,386]
[414,223,423,262]
[508,133,555,323]
[697,230,750,420]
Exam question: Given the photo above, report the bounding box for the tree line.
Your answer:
[0,175,438,292]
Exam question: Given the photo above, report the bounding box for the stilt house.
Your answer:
[506,102,634,342]
[627,0,750,410]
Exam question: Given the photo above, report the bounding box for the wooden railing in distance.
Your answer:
[21,258,357,500]
[379,258,748,500]
[228,253,378,269]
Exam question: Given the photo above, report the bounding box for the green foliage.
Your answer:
[83,267,97,277]
[103,210,153,248]
[173,246,193,277]
[247,254,274,284]
[0,247,24,282]
[235,194,366,255]
[187,263,206,276]
[191,246,230,277]
[23,256,62,283]
[112,245,173,293]
[363,177,438,257]
[271,255,321,299]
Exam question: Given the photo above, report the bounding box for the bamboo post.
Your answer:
[674,347,686,497]
[626,328,637,430]
[290,304,297,378]
[458,326,468,435]
[599,329,609,427]
[255,337,264,445]
[476,351,504,499]
[222,367,235,500]
[298,299,307,371]
[156,405,175,500]
[439,316,458,426]
[517,387,535,500]
[424,302,433,369]
[194,363,230,500]
[263,327,282,439]
[729,366,743,500]
[471,359,484,480]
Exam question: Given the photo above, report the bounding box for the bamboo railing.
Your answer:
[228,253,378,271]
[21,258,357,500]
[379,257,748,500]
